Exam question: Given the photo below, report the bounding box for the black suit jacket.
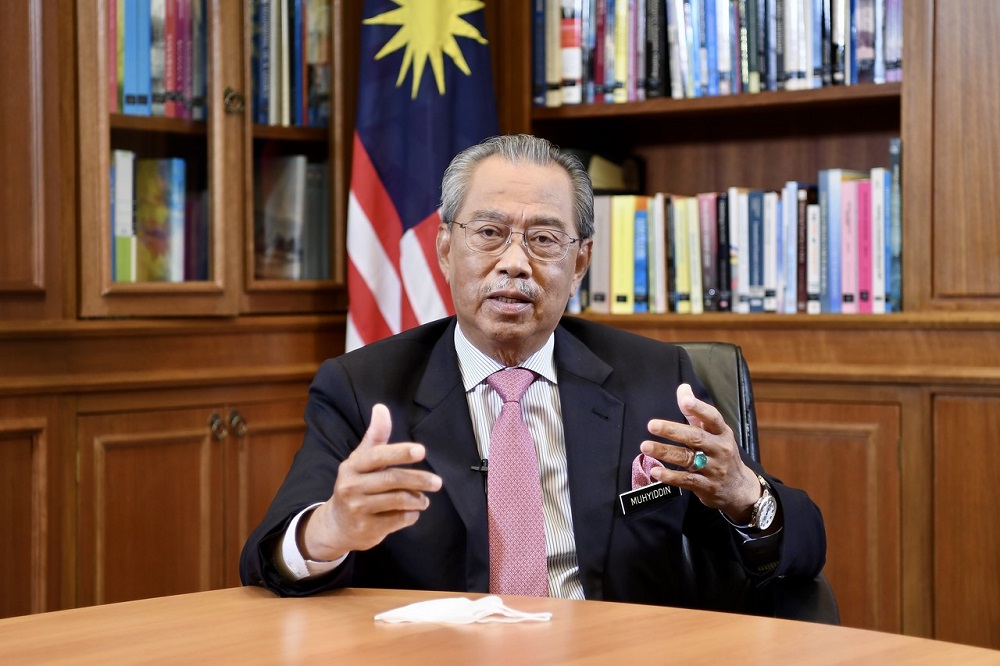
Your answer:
[240,316,826,611]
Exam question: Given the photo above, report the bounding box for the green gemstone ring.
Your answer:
[691,451,708,471]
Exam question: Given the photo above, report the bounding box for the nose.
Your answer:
[495,231,532,277]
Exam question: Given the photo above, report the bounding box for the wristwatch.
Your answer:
[748,475,777,530]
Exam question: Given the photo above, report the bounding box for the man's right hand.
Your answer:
[300,403,443,562]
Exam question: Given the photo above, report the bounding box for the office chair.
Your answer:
[675,341,841,625]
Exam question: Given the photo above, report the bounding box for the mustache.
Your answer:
[484,278,539,300]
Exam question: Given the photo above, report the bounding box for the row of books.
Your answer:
[254,155,331,280]
[536,0,903,107]
[109,0,208,119]
[110,151,208,282]
[251,0,331,127]
[570,138,902,315]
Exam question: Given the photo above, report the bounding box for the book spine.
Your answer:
[632,0,646,101]
[715,0,732,94]
[840,178,859,314]
[869,166,887,313]
[150,0,166,115]
[178,0,193,119]
[762,190,779,312]
[259,0,272,123]
[306,0,331,126]
[610,195,636,313]
[279,0,291,125]
[533,0,547,105]
[686,196,704,314]
[581,0,596,103]
[291,0,305,125]
[168,159,187,282]
[887,136,902,311]
[112,149,137,282]
[666,0,685,98]
[164,0,177,117]
[736,0,750,93]
[671,196,692,314]
[191,0,206,120]
[651,193,669,313]
[856,178,873,313]
[830,0,847,84]
[806,202,822,313]
[704,0,719,95]
[588,194,613,313]
[612,0,629,101]
[560,0,585,104]
[747,189,765,312]
[645,0,668,98]
[715,191,732,311]
[108,0,119,112]
[546,0,563,106]
[592,0,607,103]
[854,0,875,83]
[697,192,719,311]
[633,196,650,313]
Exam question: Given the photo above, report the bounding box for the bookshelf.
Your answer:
[486,0,1000,649]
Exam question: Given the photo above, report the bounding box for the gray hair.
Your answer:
[439,134,595,239]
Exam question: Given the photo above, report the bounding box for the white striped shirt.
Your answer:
[454,325,586,600]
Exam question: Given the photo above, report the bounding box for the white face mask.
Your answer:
[374,596,552,624]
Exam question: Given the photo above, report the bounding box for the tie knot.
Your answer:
[486,368,536,403]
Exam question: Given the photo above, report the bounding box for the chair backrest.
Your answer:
[675,341,760,462]
[675,341,841,625]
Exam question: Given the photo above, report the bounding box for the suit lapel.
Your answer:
[554,326,624,601]
[411,320,490,592]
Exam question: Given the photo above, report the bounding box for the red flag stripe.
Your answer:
[349,133,403,265]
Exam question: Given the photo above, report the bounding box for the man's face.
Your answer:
[436,155,592,366]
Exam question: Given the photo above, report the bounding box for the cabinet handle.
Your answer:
[208,412,228,440]
[223,86,245,114]
[228,410,248,437]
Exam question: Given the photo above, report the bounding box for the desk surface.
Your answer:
[1,587,997,664]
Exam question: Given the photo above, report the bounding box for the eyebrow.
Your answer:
[467,209,569,230]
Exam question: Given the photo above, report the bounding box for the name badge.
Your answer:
[618,482,680,516]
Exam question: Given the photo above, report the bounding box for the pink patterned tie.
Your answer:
[486,368,548,597]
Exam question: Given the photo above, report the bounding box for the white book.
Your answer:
[588,194,612,314]
[715,0,732,94]
[735,188,751,314]
[546,0,563,106]
[112,149,137,282]
[870,167,888,313]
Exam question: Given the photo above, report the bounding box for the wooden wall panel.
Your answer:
[223,398,308,586]
[77,409,225,606]
[932,1,1000,304]
[756,400,901,633]
[933,395,1000,650]
[0,0,69,320]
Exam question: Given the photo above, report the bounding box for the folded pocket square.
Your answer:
[631,453,665,489]
[374,596,552,624]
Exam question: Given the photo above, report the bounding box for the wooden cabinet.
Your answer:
[76,384,307,606]
[0,396,68,618]
[75,0,349,318]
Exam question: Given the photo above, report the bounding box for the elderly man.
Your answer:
[240,134,826,610]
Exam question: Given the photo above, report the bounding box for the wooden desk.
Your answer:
[0,587,997,664]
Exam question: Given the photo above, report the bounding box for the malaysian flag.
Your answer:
[346,0,499,350]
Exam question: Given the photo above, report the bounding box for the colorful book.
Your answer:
[763,189,780,313]
[818,168,867,312]
[122,0,152,115]
[886,137,903,311]
[561,0,585,104]
[255,155,307,279]
[633,195,650,312]
[135,158,186,282]
[805,202,821,313]
[163,0,177,117]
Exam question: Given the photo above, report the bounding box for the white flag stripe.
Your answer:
[345,314,363,353]
[347,192,402,335]
[401,229,449,325]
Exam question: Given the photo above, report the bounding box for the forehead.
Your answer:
[460,155,575,224]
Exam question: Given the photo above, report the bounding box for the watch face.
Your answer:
[756,495,777,530]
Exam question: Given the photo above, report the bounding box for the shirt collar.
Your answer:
[454,322,558,391]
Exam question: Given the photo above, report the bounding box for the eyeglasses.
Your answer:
[456,221,580,262]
